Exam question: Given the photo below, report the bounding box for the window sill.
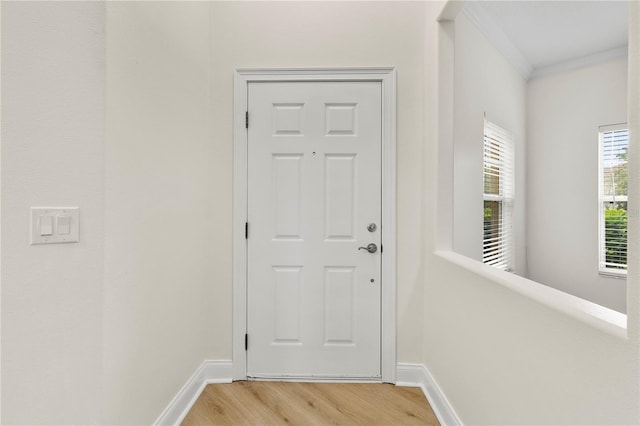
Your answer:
[599,269,627,279]
[435,250,628,339]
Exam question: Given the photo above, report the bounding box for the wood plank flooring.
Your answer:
[181,381,440,425]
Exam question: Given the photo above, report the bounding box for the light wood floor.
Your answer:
[181,381,440,425]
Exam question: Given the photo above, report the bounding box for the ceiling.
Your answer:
[469,1,629,77]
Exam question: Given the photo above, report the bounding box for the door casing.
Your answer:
[232,68,397,382]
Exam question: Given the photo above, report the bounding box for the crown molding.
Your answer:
[462,1,533,80]
[462,1,628,81]
[531,45,628,79]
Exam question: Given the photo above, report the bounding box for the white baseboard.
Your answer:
[155,361,459,426]
[154,360,233,426]
[396,363,462,426]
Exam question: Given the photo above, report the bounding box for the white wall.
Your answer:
[1,2,104,423]
[104,3,216,423]
[424,1,639,424]
[2,2,429,423]
[2,1,639,425]
[205,0,428,364]
[105,1,427,423]
[527,59,628,313]
[452,12,528,276]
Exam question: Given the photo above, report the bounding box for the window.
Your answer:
[483,119,515,271]
[599,124,628,276]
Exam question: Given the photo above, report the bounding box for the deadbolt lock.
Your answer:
[367,223,377,232]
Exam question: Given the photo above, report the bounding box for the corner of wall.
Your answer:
[153,361,233,426]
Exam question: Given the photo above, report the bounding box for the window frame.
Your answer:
[598,123,629,277]
[483,119,515,272]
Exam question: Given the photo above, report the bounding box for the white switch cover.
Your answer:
[57,215,71,235]
[30,207,79,245]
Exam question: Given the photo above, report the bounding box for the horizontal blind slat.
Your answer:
[599,125,629,273]
[483,118,514,271]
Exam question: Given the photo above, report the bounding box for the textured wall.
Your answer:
[1,2,105,423]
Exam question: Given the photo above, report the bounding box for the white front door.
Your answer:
[247,81,382,379]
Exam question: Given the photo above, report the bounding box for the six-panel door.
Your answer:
[247,81,382,378]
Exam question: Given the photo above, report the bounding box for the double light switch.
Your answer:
[30,207,79,245]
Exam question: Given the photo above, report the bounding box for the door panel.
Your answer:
[325,154,357,240]
[247,81,382,378]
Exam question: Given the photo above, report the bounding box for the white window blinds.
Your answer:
[599,124,628,275]
[483,119,515,271]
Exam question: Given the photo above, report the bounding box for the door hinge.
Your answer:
[381,244,383,253]
[245,333,248,351]
[245,222,249,239]
[245,111,249,129]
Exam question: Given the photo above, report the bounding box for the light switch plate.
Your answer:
[30,207,80,245]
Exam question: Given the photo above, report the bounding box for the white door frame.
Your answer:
[232,68,397,382]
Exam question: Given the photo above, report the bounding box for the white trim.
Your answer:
[0,3,3,421]
[599,122,628,133]
[598,125,629,276]
[483,119,515,272]
[154,361,457,426]
[396,363,462,426]
[154,360,233,426]
[232,69,249,380]
[233,67,397,382]
[436,250,627,339]
[436,19,456,250]
[463,2,627,81]
[462,2,533,80]
[248,376,382,383]
[531,46,628,80]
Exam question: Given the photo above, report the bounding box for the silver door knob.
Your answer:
[358,243,378,254]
